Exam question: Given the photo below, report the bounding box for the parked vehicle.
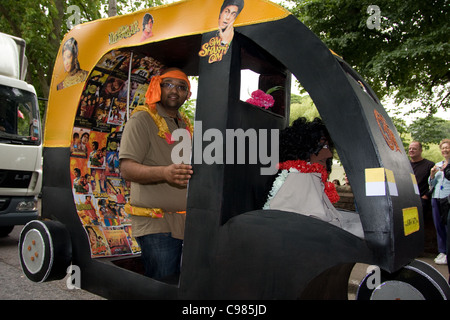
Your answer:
[0,32,42,237]
[19,0,449,299]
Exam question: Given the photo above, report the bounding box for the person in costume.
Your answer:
[264,117,341,225]
[119,68,193,280]
[264,117,364,238]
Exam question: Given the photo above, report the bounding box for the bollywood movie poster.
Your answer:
[129,83,148,114]
[124,225,141,254]
[106,97,127,126]
[70,127,91,158]
[102,228,133,256]
[85,225,111,257]
[87,132,107,170]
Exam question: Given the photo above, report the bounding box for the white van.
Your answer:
[0,32,42,236]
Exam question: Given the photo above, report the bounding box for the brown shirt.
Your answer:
[119,104,190,239]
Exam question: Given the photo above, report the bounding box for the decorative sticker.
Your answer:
[365,167,398,197]
[57,37,89,90]
[198,0,244,63]
[108,20,140,45]
[403,207,420,236]
[374,109,401,152]
[365,168,386,196]
[385,168,398,196]
[139,13,154,42]
[411,173,420,195]
[107,13,154,45]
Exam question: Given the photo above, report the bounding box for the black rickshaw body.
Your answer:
[20,0,442,300]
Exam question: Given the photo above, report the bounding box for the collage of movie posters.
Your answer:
[70,49,164,258]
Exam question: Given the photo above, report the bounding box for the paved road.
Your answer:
[0,225,103,300]
[1,225,448,300]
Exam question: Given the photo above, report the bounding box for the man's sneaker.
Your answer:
[434,253,447,265]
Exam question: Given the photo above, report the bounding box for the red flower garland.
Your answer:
[278,160,340,203]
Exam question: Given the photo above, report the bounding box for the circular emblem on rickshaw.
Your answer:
[374,109,400,152]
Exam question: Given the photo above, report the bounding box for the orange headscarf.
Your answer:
[145,69,191,107]
[134,69,192,144]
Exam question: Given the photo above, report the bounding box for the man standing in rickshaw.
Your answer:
[119,68,193,281]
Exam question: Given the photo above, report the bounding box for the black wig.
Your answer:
[279,117,334,164]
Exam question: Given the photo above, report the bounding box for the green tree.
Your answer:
[289,94,319,124]
[423,144,444,163]
[180,98,196,124]
[0,0,104,101]
[409,116,448,146]
[286,0,449,116]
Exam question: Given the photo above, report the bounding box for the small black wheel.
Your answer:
[19,220,72,282]
[0,226,14,237]
[356,259,450,300]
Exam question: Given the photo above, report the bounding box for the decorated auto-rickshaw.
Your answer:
[18,0,450,299]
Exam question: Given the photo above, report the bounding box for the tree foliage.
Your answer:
[289,94,319,124]
[286,0,449,116]
[409,116,450,145]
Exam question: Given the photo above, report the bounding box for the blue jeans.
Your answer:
[136,233,183,280]
[431,198,447,254]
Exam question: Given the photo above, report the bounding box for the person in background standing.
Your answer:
[444,163,450,280]
[409,141,435,216]
[429,139,450,265]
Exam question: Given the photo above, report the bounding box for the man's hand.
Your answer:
[163,163,193,187]
[120,159,192,187]
[219,23,234,45]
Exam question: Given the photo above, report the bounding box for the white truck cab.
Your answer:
[0,32,42,237]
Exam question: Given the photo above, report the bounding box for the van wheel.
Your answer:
[356,259,450,300]
[19,220,72,282]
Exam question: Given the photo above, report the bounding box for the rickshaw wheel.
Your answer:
[356,259,450,300]
[19,220,72,282]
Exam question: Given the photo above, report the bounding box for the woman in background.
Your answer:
[429,139,450,265]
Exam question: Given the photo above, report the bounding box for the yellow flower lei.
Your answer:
[132,105,193,143]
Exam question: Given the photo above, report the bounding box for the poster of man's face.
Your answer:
[198,0,245,63]
[218,0,244,44]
